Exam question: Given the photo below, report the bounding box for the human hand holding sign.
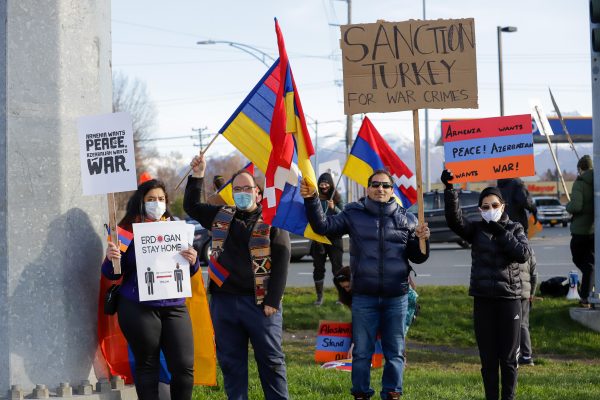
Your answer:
[441,169,454,190]
[179,245,198,265]
[106,241,121,262]
[415,223,430,240]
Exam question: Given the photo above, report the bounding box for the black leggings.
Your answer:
[118,298,194,400]
[473,297,521,400]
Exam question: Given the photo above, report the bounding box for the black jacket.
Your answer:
[497,178,536,233]
[183,177,290,309]
[305,195,429,297]
[444,189,531,299]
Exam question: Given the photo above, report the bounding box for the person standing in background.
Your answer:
[497,178,537,235]
[566,155,595,307]
[518,252,538,366]
[311,172,344,306]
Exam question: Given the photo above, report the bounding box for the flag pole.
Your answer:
[106,192,121,274]
[330,174,344,201]
[548,88,580,160]
[533,105,571,201]
[412,109,427,254]
[174,133,219,192]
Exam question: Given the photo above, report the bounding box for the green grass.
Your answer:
[193,286,600,399]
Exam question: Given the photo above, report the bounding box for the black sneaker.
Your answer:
[519,357,535,366]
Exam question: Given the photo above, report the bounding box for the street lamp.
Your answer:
[197,39,275,68]
[497,26,517,116]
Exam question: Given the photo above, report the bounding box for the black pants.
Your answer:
[311,238,344,282]
[118,297,194,400]
[570,234,595,299]
[473,297,521,400]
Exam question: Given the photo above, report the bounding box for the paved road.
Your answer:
[285,225,574,288]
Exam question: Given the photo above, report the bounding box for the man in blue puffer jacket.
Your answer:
[301,170,430,400]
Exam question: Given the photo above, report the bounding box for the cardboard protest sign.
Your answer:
[77,112,137,195]
[340,18,478,115]
[133,221,195,301]
[442,114,534,183]
[315,321,382,368]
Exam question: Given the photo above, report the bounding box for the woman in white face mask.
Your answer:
[441,169,531,400]
[102,179,199,400]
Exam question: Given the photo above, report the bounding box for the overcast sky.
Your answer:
[111,0,592,173]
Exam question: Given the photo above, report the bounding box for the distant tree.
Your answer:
[112,72,159,212]
[540,168,576,182]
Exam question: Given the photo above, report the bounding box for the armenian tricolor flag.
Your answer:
[343,117,417,208]
[105,225,133,253]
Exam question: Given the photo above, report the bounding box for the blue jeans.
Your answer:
[210,293,288,400]
[351,294,408,399]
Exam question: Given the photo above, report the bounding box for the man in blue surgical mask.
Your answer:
[184,153,291,400]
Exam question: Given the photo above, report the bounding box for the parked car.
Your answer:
[533,196,570,227]
[290,233,350,262]
[186,219,211,265]
[408,189,481,248]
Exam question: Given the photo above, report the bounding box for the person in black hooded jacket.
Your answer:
[442,170,531,400]
[310,172,345,306]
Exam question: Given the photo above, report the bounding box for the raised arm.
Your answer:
[442,170,475,242]
[183,152,221,228]
[301,179,349,237]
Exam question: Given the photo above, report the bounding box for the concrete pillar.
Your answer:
[0,0,112,393]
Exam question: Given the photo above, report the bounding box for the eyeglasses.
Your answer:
[480,203,502,211]
[369,181,393,189]
[232,185,256,193]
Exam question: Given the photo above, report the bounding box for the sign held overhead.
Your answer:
[340,18,478,114]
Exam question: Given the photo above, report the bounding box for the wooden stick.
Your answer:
[533,105,571,201]
[106,192,121,274]
[412,110,427,254]
[174,133,220,191]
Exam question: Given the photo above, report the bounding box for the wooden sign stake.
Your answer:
[106,192,121,274]
[412,109,427,254]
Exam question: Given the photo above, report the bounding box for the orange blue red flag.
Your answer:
[342,117,417,208]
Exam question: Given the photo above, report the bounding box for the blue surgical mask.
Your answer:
[233,192,255,210]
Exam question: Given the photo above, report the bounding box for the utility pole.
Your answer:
[192,126,208,150]
[192,126,208,202]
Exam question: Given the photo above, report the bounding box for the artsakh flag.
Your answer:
[218,19,327,243]
[262,19,324,239]
[342,117,417,208]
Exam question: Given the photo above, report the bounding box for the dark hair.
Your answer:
[333,266,352,307]
[119,179,171,230]
[231,169,258,186]
[367,169,393,186]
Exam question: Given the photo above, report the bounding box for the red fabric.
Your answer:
[97,273,133,383]
[263,19,295,224]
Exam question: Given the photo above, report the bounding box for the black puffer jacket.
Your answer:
[444,189,531,299]
[305,195,429,297]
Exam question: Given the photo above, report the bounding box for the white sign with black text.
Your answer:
[133,221,195,301]
[77,112,137,195]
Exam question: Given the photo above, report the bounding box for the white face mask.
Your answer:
[145,201,166,220]
[481,207,503,223]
